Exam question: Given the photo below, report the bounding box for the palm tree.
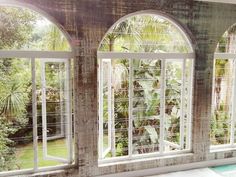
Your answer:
[0,83,26,121]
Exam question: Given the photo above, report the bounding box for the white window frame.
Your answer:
[0,50,74,177]
[195,0,236,4]
[41,58,72,164]
[211,53,236,150]
[98,51,194,165]
[99,59,112,159]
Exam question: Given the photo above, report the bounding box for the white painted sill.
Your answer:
[98,152,194,167]
[210,147,236,153]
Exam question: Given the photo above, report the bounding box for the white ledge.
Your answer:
[195,0,236,4]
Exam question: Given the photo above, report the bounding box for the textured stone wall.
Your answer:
[7,0,236,176]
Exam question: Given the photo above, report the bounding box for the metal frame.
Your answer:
[98,52,194,164]
[0,50,73,176]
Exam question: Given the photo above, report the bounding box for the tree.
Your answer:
[0,7,37,171]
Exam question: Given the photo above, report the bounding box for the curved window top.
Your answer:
[216,24,236,53]
[99,14,192,53]
[0,6,71,51]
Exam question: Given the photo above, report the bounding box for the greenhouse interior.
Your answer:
[1,0,236,177]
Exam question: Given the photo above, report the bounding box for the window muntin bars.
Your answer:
[0,50,73,177]
[211,53,236,150]
[98,13,194,164]
[98,52,194,164]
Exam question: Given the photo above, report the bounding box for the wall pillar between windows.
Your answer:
[6,0,236,176]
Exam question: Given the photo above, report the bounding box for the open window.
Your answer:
[0,6,74,176]
[41,59,72,163]
[99,59,112,158]
[98,13,194,164]
[211,23,236,150]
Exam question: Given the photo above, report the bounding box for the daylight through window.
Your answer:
[98,13,194,164]
[0,6,74,176]
[211,24,236,150]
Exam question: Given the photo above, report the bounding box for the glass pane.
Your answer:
[99,14,192,53]
[0,58,33,171]
[112,59,129,157]
[101,59,129,158]
[132,59,161,154]
[102,60,111,156]
[211,59,233,146]
[37,59,70,167]
[164,60,182,152]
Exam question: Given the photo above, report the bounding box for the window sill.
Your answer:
[210,146,236,153]
[0,164,76,177]
[99,151,194,167]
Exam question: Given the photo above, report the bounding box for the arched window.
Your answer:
[98,13,194,164]
[211,24,236,149]
[0,5,73,176]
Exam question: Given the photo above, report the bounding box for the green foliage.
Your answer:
[100,14,190,157]
[0,6,71,172]
[100,15,191,53]
[0,118,17,171]
[0,84,27,121]
[211,104,230,145]
[29,20,70,51]
[0,7,36,49]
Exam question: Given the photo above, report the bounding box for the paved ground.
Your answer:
[147,168,222,177]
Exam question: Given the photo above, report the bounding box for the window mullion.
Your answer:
[111,64,116,157]
[98,59,104,159]
[32,57,38,170]
[108,60,112,153]
[180,59,186,149]
[211,59,216,145]
[65,59,73,163]
[128,58,133,157]
[160,59,166,154]
[41,60,48,159]
[230,59,236,146]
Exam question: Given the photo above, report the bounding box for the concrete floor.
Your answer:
[147,168,222,177]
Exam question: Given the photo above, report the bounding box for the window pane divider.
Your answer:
[41,60,48,160]
[31,57,38,171]
[128,59,133,157]
[215,53,236,59]
[98,59,104,160]
[111,64,116,157]
[180,59,186,149]
[0,50,73,58]
[107,60,112,155]
[98,52,194,60]
[65,59,73,163]
[160,59,166,154]
[230,60,236,145]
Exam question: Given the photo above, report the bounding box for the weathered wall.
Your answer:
[7,0,236,176]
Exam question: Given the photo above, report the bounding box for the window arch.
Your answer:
[98,12,194,164]
[0,5,73,176]
[211,24,236,149]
